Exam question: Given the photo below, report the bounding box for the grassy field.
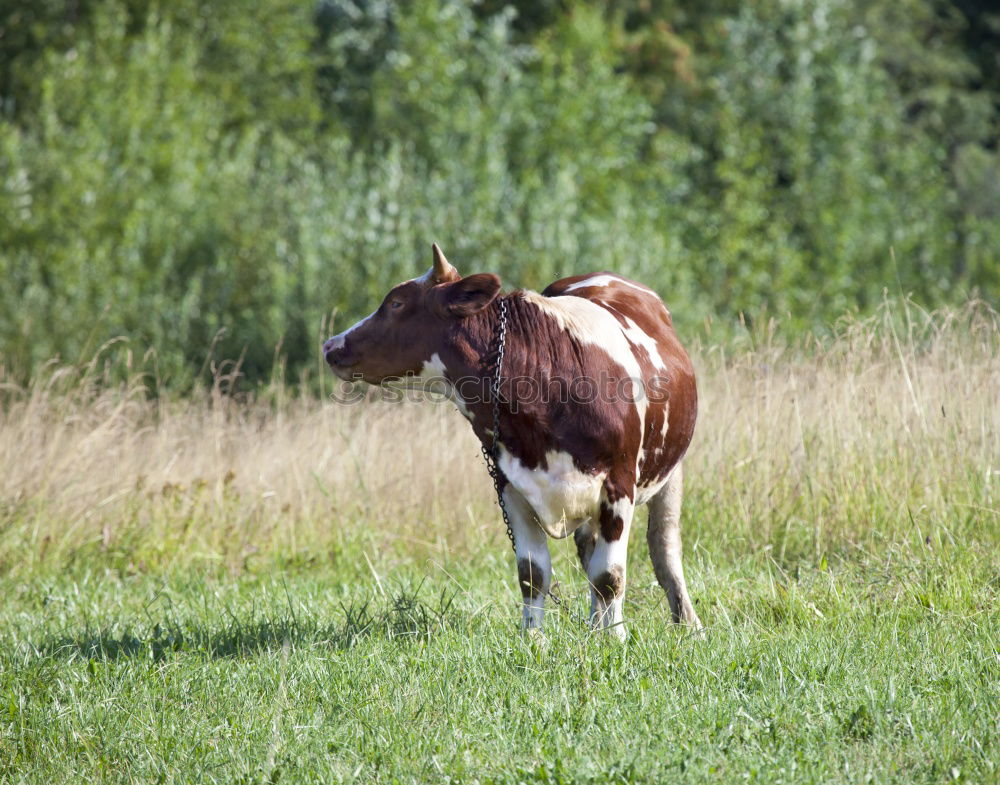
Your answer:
[1,302,998,783]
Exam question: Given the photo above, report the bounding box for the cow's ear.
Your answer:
[436,273,501,317]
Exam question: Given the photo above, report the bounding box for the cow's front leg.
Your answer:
[588,487,635,640]
[502,486,552,631]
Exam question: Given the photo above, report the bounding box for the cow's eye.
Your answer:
[390,300,404,310]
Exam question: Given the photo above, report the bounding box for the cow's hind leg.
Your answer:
[646,463,701,627]
[502,486,552,632]
[587,484,635,640]
[573,522,597,575]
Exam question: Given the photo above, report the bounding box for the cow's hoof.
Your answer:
[591,623,627,642]
[524,626,548,645]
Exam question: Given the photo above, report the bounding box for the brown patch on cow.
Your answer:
[542,272,698,489]
[517,557,544,599]
[439,290,647,479]
[328,262,697,552]
[326,259,700,633]
[592,565,625,603]
[599,502,624,542]
[425,275,694,499]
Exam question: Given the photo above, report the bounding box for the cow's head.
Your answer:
[323,244,501,384]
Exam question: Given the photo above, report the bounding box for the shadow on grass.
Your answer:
[36,585,460,662]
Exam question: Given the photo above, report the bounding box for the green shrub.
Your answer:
[1,0,996,387]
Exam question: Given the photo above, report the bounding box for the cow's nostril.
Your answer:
[323,336,345,364]
[324,342,357,369]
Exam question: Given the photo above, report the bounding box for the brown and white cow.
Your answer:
[323,245,701,638]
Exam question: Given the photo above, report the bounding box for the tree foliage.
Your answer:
[1,0,997,386]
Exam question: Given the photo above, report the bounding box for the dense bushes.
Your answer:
[1,0,997,386]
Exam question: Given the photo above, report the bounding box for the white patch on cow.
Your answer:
[606,496,633,525]
[621,316,666,371]
[414,352,446,382]
[451,394,474,421]
[522,290,649,437]
[503,487,553,631]
[412,352,450,395]
[636,475,669,506]
[383,352,476,420]
[497,448,604,539]
[412,267,435,284]
[378,351,453,401]
[638,465,680,529]
[563,274,654,296]
[635,401,672,504]
[327,310,374,351]
[427,355,476,421]
[588,495,635,640]
[521,291,647,391]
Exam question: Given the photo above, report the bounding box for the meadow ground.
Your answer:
[1,302,998,784]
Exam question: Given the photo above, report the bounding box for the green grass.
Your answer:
[2,532,997,784]
[2,305,998,782]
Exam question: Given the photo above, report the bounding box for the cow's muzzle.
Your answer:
[323,336,358,373]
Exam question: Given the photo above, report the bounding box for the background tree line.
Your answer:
[1,0,998,387]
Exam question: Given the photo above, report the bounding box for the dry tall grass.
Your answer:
[1,300,997,575]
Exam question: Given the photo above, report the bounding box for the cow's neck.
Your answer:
[443,296,503,372]
[437,294,520,442]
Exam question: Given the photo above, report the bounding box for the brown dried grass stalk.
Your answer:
[1,299,997,575]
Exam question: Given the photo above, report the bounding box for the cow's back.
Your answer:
[541,272,697,497]
[542,272,672,326]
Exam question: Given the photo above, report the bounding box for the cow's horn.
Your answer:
[432,243,458,282]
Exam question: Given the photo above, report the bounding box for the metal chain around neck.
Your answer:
[480,296,516,552]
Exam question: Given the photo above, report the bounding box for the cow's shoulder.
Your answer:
[542,272,673,329]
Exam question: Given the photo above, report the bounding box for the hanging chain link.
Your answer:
[480,296,516,553]
[478,297,563,606]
